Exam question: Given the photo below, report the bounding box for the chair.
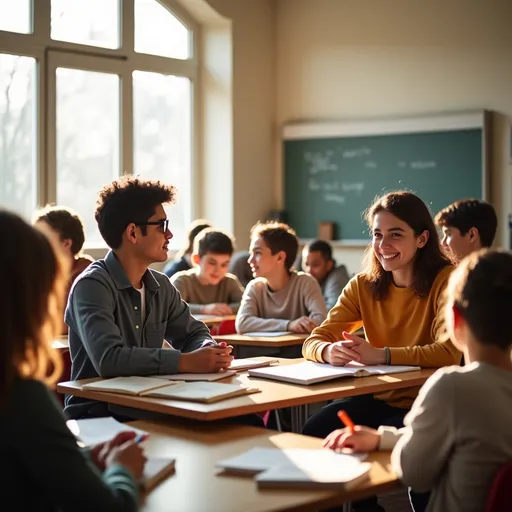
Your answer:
[485,461,512,512]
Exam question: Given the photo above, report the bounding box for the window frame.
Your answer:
[0,0,199,249]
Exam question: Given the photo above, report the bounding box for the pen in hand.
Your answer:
[337,410,355,434]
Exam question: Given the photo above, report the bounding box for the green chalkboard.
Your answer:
[284,128,485,242]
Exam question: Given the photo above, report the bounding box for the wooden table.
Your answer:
[214,333,308,347]
[136,418,400,512]
[58,359,434,431]
[193,314,237,326]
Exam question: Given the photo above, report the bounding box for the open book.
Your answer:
[229,358,279,372]
[66,417,175,491]
[82,377,259,403]
[243,331,292,337]
[82,376,184,395]
[248,361,420,385]
[155,370,237,382]
[143,381,260,403]
[217,447,370,490]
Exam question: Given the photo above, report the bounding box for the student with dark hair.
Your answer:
[171,228,244,315]
[1,209,145,511]
[302,239,350,310]
[435,198,498,264]
[163,219,212,278]
[65,177,234,420]
[301,191,460,512]
[324,249,512,512]
[236,221,327,336]
[34,205,94,333]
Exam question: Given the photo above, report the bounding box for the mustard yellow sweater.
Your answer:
[302,265,461,407]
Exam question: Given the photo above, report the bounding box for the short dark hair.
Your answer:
[178,219,212,258]
[305,240,333,261]
[33,205,85,256]
[447,249,512,349]
[250,221,298,271]
[363,190,450,300]
[435,199,497,248]
[194,228,234,258]
[94,176,176,249]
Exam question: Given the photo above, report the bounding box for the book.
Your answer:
[66,417,148,446]
[65,417,175,492]
[248,361,421,385]
[155,370,237,382]
[255,460,371,490]
[81,376,184,395]
[143,381,261,403]
[229,358,279,372]
[217,447,369,489]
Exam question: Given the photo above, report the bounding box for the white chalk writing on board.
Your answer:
[304,151,338,174]
[308,178,322,191]
[410,161,437,169]
[341,182,365,195]
[364,161,377,169]
[324,193,345,204]
[340,147,371,159]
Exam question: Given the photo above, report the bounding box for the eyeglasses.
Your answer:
[136,219,169,233]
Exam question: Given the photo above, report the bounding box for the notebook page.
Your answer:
[143,381,253,402]
[229,358,279,371]
[154,370,237,382]
[243,331,292,337]
[82,376,182,395]
[66,417,148,446]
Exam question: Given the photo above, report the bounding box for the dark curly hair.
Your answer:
[95,176,176,249]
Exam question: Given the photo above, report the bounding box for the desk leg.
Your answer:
[342,502,352,512]
[274,410,283,431]
[290,404,309,433]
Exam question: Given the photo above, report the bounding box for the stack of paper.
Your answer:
[217,447,371,489]
[229,358,279,372]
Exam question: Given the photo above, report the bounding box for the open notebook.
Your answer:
[66,417,175,491]
[82,377,259,403]
[229,358,279,372]
[155,370,237,382]
[217,447,370,490]
[248,361,420,385]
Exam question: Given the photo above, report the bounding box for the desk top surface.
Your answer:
[58,358,434,421]
[137,418,399,512]
[214,333,308,346]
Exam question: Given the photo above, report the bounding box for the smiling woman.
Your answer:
[301,190,461,512]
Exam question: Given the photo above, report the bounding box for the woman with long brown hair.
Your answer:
[0,210,145,511]
[301,191,461,512]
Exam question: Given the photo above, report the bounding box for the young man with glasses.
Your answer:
[64,177,235,421]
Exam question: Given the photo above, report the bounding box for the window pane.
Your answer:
[51,0,119,49]
[134,0,190,60]
[0,54,36,219]
[133,71,191,247]
[56,68,119,246]
[0,0,31,34]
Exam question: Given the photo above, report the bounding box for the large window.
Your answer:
[0,0,196,248]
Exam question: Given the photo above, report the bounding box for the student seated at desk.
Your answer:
[236,222,327,342]
[302,239,350,310]
[65,177,233,421]
[301,191,460,512]
[435,198,497,264]
[1,210,144,511]
[324,249,512,512]
[162,218,212,278]
[171,228,244,315]
[33,205,94,334]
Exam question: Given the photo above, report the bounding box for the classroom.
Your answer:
[1,1,512,511]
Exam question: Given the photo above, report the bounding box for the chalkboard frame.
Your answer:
[283,110,492,246]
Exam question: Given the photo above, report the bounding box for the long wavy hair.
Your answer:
[0,210,69,407]
[362,191,450,300]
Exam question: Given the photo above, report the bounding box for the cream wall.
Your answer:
[197,0,276,250]
[276,0,512,274]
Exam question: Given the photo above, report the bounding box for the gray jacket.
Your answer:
[64,250,214,419]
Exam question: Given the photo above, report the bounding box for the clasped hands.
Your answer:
[323,331,386,366]
[179,341,234,373]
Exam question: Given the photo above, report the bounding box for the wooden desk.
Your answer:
[137,419,400,512]
[193,314,237,326]
[58,359,434,425]
[214,333,308,347]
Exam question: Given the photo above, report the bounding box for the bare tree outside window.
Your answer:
[0,54,36,220]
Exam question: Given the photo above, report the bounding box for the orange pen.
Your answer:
[337,410,355,434]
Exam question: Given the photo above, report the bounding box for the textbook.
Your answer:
[141,456,176,491]
[143,381,261,403]
[229,358,279,372]
[243,331,292,337]
[81,376,184,395]
[217,447,370,489]
[155,370,237,382]
[248,361,421,385]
